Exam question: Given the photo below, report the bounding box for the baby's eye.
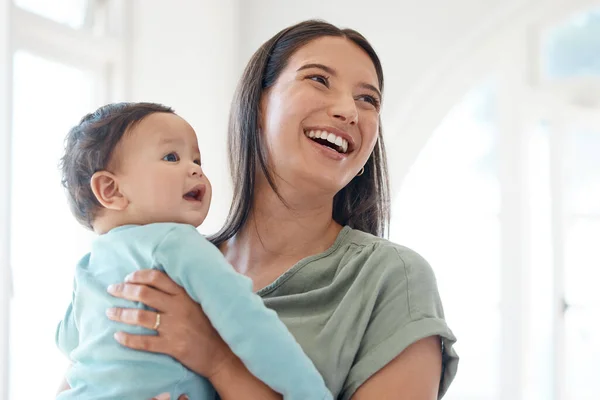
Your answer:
[162,152,179,162]
[194,159,201,166]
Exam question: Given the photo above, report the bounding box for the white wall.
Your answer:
[129,0,239,234]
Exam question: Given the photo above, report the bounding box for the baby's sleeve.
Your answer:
[55,279,79,359]
[340,245,459,399]
[153,224,332,400]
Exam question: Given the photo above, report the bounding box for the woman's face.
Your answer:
[260,36,381,196]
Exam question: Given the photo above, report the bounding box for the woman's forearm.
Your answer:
[209,355,282,400]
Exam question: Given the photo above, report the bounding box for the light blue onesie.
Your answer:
[56,223,332,400]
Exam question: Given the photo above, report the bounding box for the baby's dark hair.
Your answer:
[60,102,174,230]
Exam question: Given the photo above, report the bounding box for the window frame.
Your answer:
[0,0,13,398]
[529,7,600,396]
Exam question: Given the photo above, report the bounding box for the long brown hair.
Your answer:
[210,20,390,245]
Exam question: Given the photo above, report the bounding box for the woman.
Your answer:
[69,19,459,399]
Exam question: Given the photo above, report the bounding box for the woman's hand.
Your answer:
[106,269,235,378]
[150,394,188,400]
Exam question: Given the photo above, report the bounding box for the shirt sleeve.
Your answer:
[340,245,459,399]
[55,278,79,359]
[152,224,332,400]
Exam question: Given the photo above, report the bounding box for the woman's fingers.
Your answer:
[150,394,189,400]
[107,283,172,312]
[125,269,183,295]
[106,307,161,331]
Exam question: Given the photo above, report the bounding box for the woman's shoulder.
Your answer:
[341,227,433,276]
[333,227,442,302]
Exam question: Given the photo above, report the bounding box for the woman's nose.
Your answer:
[329,93,358,125]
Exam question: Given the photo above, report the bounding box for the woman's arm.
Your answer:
[209,354,282,400]
[352,336,442,400]
[107,269,282,399]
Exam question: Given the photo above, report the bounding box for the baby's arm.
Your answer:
[55,280,79,359]
[153,224,332,400]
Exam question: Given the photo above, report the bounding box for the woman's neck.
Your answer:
[221,181,342,276]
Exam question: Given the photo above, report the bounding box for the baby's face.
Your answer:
[112,112,212,227]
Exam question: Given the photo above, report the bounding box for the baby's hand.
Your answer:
[150,394,188,400]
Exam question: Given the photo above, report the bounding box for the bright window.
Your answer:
[9,50,97,400]
[563,128,600,400]
[5,1,125,397]
[543,7,600,79]
[391,83,501,400]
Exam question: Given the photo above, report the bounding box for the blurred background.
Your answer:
[1,0,599,399]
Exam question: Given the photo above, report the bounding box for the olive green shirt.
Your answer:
[258,226,459,399]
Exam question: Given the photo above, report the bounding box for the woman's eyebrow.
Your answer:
[359,83,382,100]
[296,63,336,75]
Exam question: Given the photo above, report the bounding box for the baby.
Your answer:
[55,102,331,400]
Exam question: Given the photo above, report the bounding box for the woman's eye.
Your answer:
[308,75,329,87]
[358,95,381,110]
[162,153,179,162]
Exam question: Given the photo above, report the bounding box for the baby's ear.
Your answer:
[90,171,128,211]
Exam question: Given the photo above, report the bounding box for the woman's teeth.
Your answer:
[304,130,349,153]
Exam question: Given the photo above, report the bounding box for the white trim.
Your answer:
[534,98,600,124]
[11,6,124,71]
[0,0,12,398]
[497,36,531,400]
[548,115,567,400]
[107,0,132,101]
[531,0,600,30]
[527,79,600,115]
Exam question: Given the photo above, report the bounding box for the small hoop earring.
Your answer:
[357,167,364,177]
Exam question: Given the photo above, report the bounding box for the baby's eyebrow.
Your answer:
[158,137,184,146]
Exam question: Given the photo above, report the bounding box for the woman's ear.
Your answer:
[90,171,128,211]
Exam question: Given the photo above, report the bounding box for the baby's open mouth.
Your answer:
[183,184,205,202]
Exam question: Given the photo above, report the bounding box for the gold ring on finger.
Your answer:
[153,313,161,331]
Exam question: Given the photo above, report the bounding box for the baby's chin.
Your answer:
[175,213,209,229]
[135,214,208,229]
